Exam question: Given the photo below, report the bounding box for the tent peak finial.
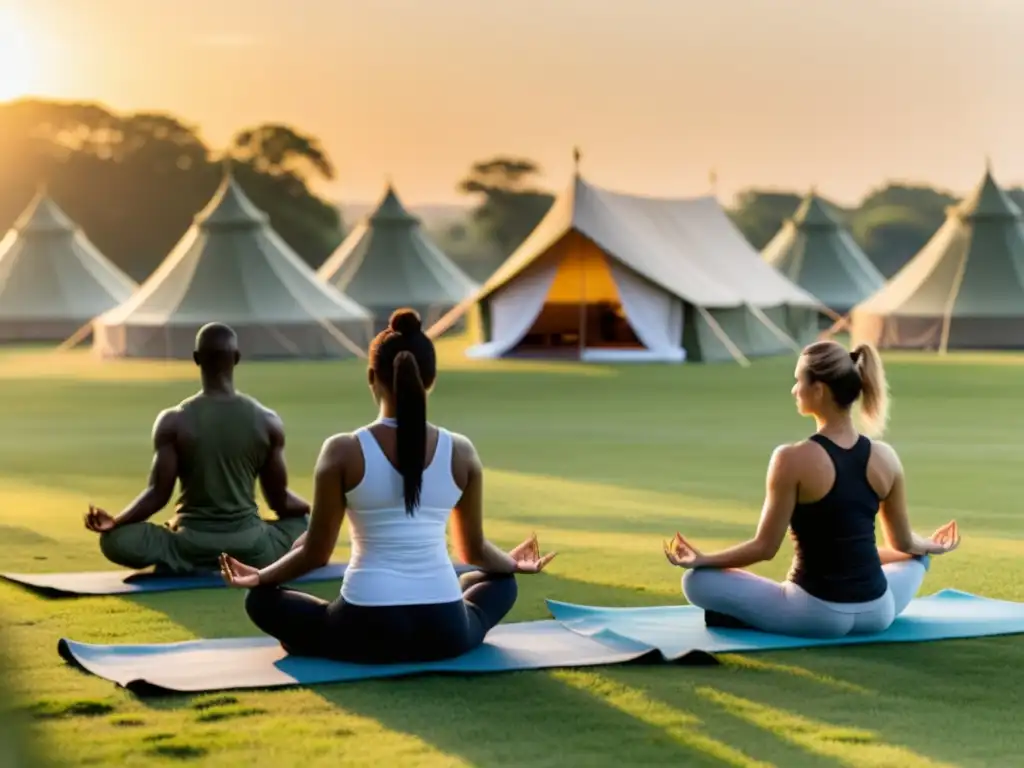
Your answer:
[572,146,581,175]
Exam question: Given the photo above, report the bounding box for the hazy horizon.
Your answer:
[3,0,1022,207]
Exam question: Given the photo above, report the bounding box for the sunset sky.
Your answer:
[3,0,1022,206]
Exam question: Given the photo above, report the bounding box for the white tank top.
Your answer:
[340,425,464,606]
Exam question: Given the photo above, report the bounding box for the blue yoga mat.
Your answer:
[57,621,665,695]
[547,589,1024,659]
[2,562,478,598]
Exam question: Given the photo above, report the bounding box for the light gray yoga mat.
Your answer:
[58,621,677,695]
[547,589,1024,659]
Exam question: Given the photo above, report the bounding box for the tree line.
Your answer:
[1,98,1015,285]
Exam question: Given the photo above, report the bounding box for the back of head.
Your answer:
[801,339,890,437]
[193,322,240,376]
[368,309,438,515]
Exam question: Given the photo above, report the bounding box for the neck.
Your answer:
[377,402,396,420]
[201,373,234,396]
[814,410,856,436]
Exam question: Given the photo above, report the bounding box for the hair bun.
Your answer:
[388,308,422,335]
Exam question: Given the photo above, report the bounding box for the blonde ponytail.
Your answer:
[851,343,889,438]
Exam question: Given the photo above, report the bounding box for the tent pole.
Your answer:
[54,318,96,352]
[938,249,969,356]
[697,306,750,367]
[746,303,801,352]
[577,239,586,361]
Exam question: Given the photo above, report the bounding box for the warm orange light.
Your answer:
[0,7,39,101]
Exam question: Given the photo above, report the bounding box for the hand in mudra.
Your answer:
[219,554,260,588]
[927,520,960,554]
[509,533,557,573]
[663,532,704,569]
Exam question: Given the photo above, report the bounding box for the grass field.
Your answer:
[2,339,1024,767]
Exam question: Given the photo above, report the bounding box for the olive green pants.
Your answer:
[98,516,309,573]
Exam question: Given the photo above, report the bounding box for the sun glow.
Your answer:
[0,7,40,101]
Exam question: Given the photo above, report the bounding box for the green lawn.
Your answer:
[2,340,1024,767]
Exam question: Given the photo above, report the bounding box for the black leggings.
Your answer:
[244,570,518,664]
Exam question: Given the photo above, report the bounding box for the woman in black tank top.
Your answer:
[663,340,961,639]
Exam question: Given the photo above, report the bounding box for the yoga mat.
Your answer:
[2,563,478,598]
[547,589,1024,659]
[57,621,669,695]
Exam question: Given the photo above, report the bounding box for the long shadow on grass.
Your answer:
[596,636,1024,766]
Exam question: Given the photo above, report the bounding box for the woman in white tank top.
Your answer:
[220,309,556,664]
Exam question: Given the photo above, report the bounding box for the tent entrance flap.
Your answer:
[510,237,652,357]
[505,236,684,362]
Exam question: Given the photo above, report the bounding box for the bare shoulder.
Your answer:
[152,407,180,438]
[448,430,481,466]
[769,440,812,468]
[869,439,904,472]
[319,432,360,466]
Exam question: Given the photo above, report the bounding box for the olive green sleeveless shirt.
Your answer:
[171,392,270,532]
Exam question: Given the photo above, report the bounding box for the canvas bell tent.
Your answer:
[762,190,884,317]
[849,166,1024,351]
[429,173,825,364]
[0,191,136,342]
[93,173,373,359]
[317,184,479,332]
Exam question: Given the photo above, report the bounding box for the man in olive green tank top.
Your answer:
[84,323,310,574]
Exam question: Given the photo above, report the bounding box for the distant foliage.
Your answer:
[0,99,343,282]
[457,156,554,262]
[730,182,966,278]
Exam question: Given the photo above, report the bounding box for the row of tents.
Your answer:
[0,173,479,358]
[0,161,1020,363]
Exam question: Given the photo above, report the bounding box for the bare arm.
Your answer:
[876,446,936,557]
[255,436,348,586]
[449,436,518,574]
[258,411,311,519]
[112,410,179,528]
[693,446,799,569]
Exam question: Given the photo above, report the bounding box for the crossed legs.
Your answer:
[682,557,930,639]
[244,569,518,663]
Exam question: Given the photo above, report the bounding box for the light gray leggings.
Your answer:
[682,556,930,639]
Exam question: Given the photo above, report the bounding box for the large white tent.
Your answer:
[0,191,136,342]
[429,173,825,364]
[93,173,374,359]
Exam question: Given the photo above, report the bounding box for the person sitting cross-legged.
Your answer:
[664,340,960,639]
[220,308,557,664]
[84,322,311,574]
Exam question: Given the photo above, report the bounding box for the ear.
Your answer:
[367,368,376,387]
[233,351,241,365]
[192,351,200,367]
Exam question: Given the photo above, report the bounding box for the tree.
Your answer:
[457,156,554,258]
[729,190,806,251]
[849,183,957,277]
[0,100,343,280]
[231,123,335,182]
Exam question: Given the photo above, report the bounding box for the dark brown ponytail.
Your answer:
[393,350,427,515]
[368,308,437,517]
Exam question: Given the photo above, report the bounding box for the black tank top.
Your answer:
[786,434,888,603]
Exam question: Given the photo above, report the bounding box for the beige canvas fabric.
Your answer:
[850,167,1024,351]
[93,174,373,359]
[471,174,819,310]
[428,173,824,363]
[0,191,137,342]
